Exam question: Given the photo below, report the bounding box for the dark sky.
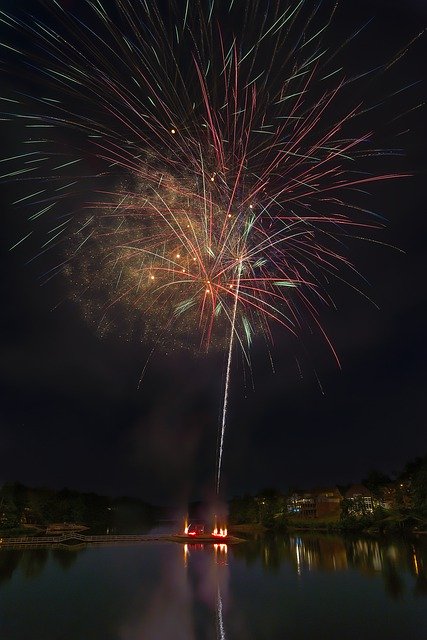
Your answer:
[0,0,426,505]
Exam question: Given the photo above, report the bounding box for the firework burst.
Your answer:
[1,0,417,492]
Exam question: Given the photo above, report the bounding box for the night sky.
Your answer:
[1,0,426,505]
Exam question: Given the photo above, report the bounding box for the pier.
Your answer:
[0,532,242,549]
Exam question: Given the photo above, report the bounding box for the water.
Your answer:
[0,533,426,639]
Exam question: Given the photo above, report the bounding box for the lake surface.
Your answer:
[1,533,426,639]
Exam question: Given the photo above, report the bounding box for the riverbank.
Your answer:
[229,513,427,536]
[229,523,267,534]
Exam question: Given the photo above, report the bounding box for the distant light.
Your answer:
[176,253,180,258]
[171,128,176,134]
[150,275,154,280]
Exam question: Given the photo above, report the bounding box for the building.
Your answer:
[314,487,342,518]
[287,491,316,518]
[287,487,342,519]
[344,484,379,515]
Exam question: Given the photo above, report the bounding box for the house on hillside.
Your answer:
[344,484,379,516]
[314,487,342,518]
[287,491,316,517]
[287,487,342,519]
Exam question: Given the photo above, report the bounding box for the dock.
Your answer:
[0,532,243,549]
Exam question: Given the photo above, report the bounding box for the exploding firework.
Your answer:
[1,1,417,492]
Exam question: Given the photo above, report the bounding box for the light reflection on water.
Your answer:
[120,542,229,639]
[235,534,427,598]
[0,534,426,639]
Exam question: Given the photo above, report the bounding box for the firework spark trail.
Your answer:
[216,259,243,495]
[0,0,420,495]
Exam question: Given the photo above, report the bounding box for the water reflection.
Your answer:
[233,533,427,598]
[0,533,427,604]
[119,542,229,640]
[0,546,83,585]
[0,534,426,606]
[1,535,427,640]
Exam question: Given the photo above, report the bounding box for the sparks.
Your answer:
[1,0,414,496]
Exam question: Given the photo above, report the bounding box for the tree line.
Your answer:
[0,482,160,533]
